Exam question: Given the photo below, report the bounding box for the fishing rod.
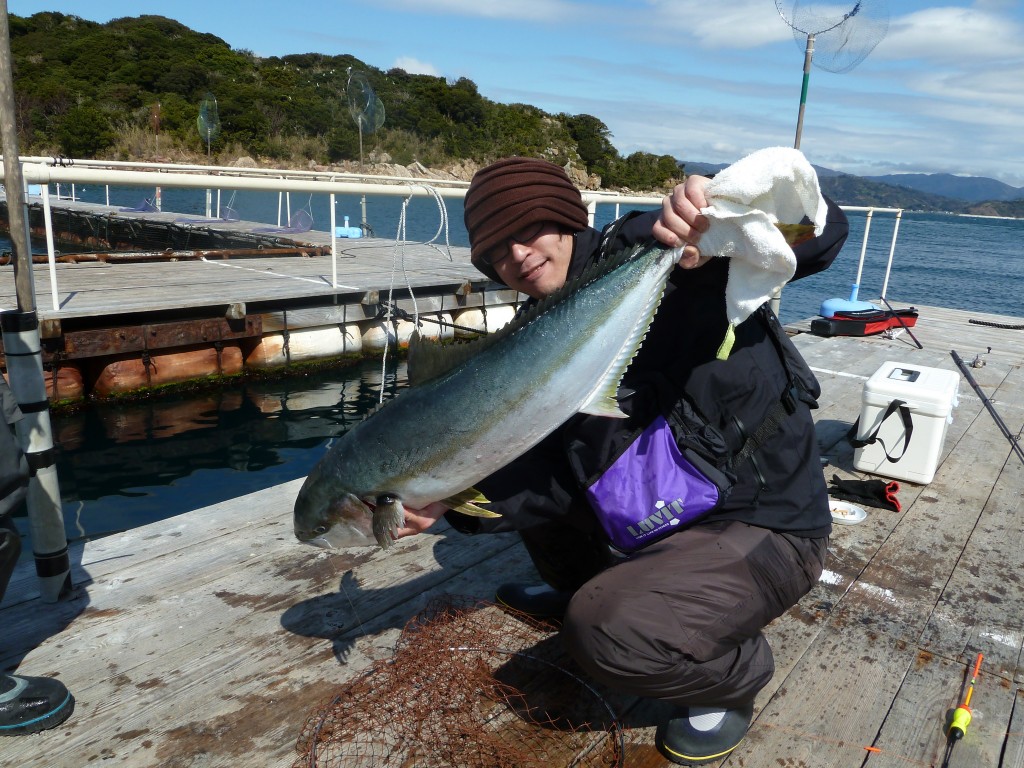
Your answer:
[951,350,1024,466]
[880,295,923,349]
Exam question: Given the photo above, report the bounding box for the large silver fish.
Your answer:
[292,239,682,550]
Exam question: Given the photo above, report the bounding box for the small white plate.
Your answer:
[829,498,867,525]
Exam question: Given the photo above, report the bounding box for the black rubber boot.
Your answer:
[494,583,573,621]
[656,701,754,765]
[0,673,75,736]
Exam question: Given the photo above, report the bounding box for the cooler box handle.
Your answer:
[847,399,914,463]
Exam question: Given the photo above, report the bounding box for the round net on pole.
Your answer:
[346,69,385,169]
[776,1,890,73]
[197,92,220,142]
[346,69,386,135]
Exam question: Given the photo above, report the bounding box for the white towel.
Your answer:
[700,147,828,327]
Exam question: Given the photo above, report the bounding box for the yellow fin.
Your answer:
[441,487,502,518]
[579,396,628,418]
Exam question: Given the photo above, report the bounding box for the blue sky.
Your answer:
[9,1,1024,186]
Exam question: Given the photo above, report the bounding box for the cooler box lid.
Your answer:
[863,361,960,418]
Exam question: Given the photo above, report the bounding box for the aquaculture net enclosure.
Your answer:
[293,596,624,768]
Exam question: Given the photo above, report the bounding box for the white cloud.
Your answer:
[642,0,792,48]
[905,65,1024,111]
[391,57,441,77]
[874,6,1024,62]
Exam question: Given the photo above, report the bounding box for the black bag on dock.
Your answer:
[811,307,918,338]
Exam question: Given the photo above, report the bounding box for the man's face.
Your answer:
[490,222,573,300]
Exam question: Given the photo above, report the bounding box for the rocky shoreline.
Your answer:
[142,149,647,194]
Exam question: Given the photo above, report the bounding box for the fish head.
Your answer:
[293,468,375,549]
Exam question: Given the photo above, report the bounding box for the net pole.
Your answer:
[793,33,815,150]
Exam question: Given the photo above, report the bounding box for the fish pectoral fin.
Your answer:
[372,494,406,550]
[442,488,502,519]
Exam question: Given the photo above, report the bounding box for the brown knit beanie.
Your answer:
[464,157,589,282]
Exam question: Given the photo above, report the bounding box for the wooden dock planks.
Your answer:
[1,303,1023,767]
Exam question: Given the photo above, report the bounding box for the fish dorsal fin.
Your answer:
[407,330,491,386]
[408,242,658,387]
[577,242,673,418]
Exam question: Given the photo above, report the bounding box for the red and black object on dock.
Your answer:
[810,307,919,338]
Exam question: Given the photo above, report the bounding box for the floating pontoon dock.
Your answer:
[0,193,520,401]
[2,302,1022,767]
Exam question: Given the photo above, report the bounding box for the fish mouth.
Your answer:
[298,519,377,550]
[301,536,336,550]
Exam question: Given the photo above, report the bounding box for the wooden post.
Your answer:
[0,2,71,602]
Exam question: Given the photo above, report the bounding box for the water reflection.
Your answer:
[18,360,408,551]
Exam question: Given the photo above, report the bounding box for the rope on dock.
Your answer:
[969,318,1024,330]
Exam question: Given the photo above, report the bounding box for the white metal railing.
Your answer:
[8,154,662,221]
[3,157,902,316]
[10,154,475,187]
[14,161,471,311]
[4,158,664,311]
[834,205,904,301]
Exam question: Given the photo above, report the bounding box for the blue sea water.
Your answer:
[3,189,1022,552]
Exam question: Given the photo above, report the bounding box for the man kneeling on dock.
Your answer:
[0,377,75,736]
[394,157,849,765]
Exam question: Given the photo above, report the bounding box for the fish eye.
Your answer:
[313,525,328,535]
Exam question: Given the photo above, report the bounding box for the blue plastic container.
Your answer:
[334,215,362,238]
[819,284,880,318]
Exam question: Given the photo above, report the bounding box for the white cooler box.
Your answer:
[852,361,960,484]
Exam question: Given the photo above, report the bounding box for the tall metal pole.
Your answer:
[0,2,71,602]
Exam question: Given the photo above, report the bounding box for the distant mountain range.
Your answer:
[861,173,1024,203]
[682,161,1024,217]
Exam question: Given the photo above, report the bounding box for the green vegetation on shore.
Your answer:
[8,12,680,190]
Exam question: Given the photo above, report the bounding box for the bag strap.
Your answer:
[847,399,914,462]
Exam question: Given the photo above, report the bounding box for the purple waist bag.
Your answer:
[585,415,726,553]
